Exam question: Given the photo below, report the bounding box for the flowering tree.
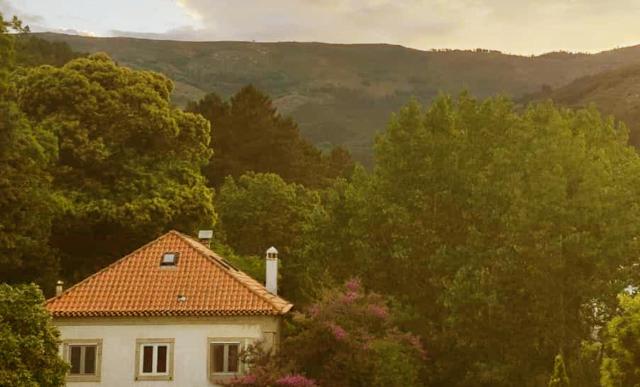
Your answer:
[228,279,426,387]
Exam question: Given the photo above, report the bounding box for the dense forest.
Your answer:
[3,14,640,387]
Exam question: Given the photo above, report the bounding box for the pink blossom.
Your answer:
[368,304,389,319]
[345,278,362,293]
[406,334,427,360]
[340,290,359,304]
[327,322,348,341]
[276,374,317,387]
[308,304,320,317]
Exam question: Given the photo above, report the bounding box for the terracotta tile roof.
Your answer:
[46,231,292,318]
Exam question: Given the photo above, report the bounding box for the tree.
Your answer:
[600,293,640,387]
[548,354,570,387]
[0,14,60,287]
[376,96,640,386]
[298,94,640,386]
[230,279,425,387]
[16,53,217,284]
[187,86,353,188]
[0,283,68,386]
[215,172,321,301]
[14,35,80,68]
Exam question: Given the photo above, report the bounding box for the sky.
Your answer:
[2,0,640,55]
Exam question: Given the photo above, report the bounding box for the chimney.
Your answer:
[55,280,64,297]
[198,230,213,247]
[265,246,278,295]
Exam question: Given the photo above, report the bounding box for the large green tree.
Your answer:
[16,53,217,283]
[600,293,640,387]
[0,14,60,286]
[187,86,353,188]
[0,283,68,386]
[215,172,321,301]
[299,95,640,386]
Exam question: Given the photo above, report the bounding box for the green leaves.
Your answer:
[600,293,640,387]
[0,284,68,387]
[187,86,353,189]
[300,94,640,386]
[548,354,570,387]
[15,53,217,284]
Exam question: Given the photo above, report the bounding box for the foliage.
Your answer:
[0,283,68,386]
[548,354,570,387]
[224,343,316,387]
[565,341,602,387]
[15,53,217,284]
[0,14,60,286]
[299,95,640,386]
[215,172,321,301]
[525,63,640,148]
[226,280,424,387]
[187,86,353,188]
[15,34,81,67]
[281,279,426,387]
[600,293,640,387]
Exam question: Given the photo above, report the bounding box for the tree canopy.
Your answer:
[0,283,68,386]
[600,293,640,387]
[16,53,217,284]
[0,14,60,286]
[187,86,353,188]
[295,95,640,386]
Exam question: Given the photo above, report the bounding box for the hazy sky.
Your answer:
[2,0,640,55]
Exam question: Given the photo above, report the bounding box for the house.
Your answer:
[46,230,292,386]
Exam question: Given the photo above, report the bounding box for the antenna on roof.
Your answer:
[198,230,213,248]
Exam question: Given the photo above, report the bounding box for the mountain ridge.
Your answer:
[37,32,640,163]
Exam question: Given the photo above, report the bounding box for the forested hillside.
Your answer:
[36,33,640,164]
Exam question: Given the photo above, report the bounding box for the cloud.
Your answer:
[105,0,640,54]
[171,0,454,42]
[5,0,640,55]
[0,0,43,25]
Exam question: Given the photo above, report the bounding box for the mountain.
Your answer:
[37,33,640,164]
[525,64,640,147]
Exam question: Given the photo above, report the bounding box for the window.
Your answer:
[208,339,245,379]
[160,252,179,266]
[63,339,102,382]
[135,339,174,381]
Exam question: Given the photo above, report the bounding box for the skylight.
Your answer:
[161,252,179,266]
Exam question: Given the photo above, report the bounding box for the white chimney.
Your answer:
[198,230,213,247]
[265,246,278,295]
[55,280,64,297]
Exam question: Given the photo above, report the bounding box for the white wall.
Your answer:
[55,316,280,387]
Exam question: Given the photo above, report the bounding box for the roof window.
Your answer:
[160,252,179,266]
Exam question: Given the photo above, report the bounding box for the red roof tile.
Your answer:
[46,231,292,317]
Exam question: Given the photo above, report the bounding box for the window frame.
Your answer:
[62,339,102,383]
[208,338,248,381]
[135,338,175,381]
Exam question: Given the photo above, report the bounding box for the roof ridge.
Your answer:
[173,231,292,315]
[46,231,176,305]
